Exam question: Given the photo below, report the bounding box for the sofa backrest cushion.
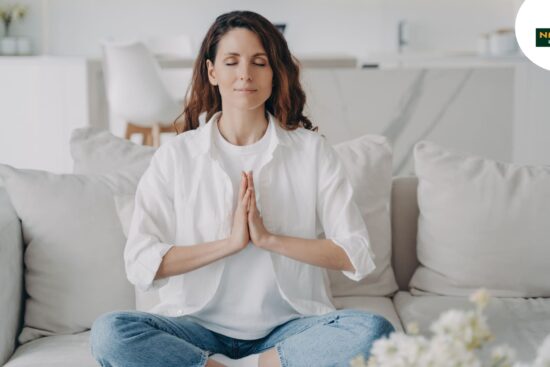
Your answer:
[327,134,398,296]
[410,140,550,297]
[0,164,137,345]
[0,187,24,364]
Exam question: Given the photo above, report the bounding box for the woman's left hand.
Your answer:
[246,171,273,249]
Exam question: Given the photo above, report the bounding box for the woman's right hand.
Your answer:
[226,171,252,253]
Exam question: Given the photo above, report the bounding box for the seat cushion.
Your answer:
[4,332,96,367]
[332,296,403,332]
[3,330,257,367]
[393,291,550,361]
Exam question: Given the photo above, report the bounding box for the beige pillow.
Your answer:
[0,164,137,344]
[410,141,550,297]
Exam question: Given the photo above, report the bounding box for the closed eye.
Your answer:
[225,63,267,67]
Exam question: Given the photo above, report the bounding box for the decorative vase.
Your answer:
[16,36,32,55]
[0,37,18,55]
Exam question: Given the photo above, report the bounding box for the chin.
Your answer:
[230,99,269,111]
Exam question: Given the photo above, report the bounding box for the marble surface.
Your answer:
[300,68,514,175]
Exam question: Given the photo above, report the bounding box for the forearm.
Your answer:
[261,235,354,272]
[154,238,235,280]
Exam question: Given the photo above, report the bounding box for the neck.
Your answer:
[217,107,269,146]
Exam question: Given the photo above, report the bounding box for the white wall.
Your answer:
[12,0,518,59]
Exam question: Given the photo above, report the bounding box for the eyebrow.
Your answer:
[223,52,268,57]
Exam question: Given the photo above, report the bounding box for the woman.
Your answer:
[91,10,394,367]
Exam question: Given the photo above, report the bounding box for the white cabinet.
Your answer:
[0,57,97,173]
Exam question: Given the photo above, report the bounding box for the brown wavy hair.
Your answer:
[172,10,318,134]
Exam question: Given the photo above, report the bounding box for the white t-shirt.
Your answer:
[187,117,301,340]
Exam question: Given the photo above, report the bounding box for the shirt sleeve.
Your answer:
[124,145,176,292]
[315,137,376,282]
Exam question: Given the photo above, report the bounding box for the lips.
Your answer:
[234,87,257,92]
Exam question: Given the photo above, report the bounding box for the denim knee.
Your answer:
[337,309,395,340]
[90,311,133,360]
[367,313,395,338]
[340,310,395,359]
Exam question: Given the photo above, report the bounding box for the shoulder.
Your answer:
[155,128,201,159]
[142,130,198,177]
[282,126,326,152]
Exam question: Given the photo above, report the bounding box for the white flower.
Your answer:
[366,333,429,367]
[407,321,420,335]
[430,309,492,350]
[470,288,491,310]
[12,5,27,21]
[349,354,367,367]
[491,345,516,367]
[419,336,481,367]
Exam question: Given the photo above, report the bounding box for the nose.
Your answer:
[238,63,252,81]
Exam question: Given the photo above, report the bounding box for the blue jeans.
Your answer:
[90,308,395,367]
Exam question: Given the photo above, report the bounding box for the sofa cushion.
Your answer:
[331,296,403,332]
[393,291,550,362]
[71,127,398,299]
[410,141,550,297]
[329,134,397,297]
[70,127,155,175]
[0,165,137,345]
[0,188,24,365]
[3,331,258,367]
[3,332,97,367]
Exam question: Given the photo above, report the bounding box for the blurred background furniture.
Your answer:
[101,41,183,147]
[145,34,194,58]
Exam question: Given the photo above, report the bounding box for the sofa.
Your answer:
[1,128,549,367]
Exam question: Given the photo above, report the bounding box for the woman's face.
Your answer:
[207,28,273,112]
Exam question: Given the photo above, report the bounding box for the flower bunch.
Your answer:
[0,4,27,37]
[350,289,550,367]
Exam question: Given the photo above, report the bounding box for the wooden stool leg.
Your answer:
[152,123,161,147]
[125,122,133,140]
[143,131,151,146]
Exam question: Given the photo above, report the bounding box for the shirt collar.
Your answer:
[189,111,290,159]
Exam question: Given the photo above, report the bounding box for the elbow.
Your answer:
[125,261,168,292]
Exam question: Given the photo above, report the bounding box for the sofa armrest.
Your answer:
[0,187,24,365]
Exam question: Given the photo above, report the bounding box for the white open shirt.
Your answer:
[124,111,376,317]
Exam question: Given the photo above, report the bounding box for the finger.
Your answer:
[238,171,247,201]
[250,189,256,215]
[242,187,252,211]
[248,190,252,214]
[246,171,253,191]
[248,171,255,191]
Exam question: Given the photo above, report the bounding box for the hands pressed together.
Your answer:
[227,171,274,253]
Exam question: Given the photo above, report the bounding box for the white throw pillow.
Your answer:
[328,134,397,297]
[410,141,550,297]
[72,127,398,309]
[0,164,138,345]
[70,127,155,175]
